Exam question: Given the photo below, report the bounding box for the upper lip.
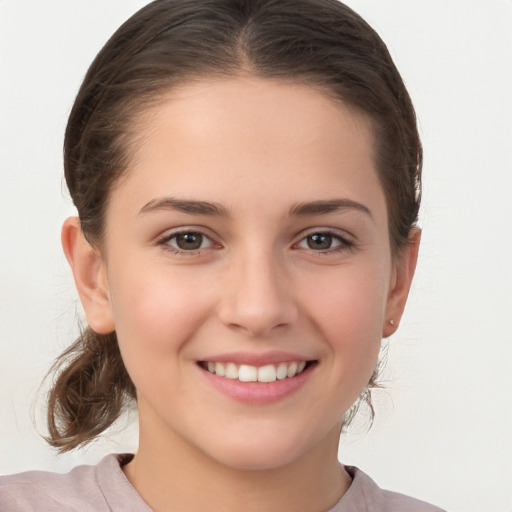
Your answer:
[197,351,316,367]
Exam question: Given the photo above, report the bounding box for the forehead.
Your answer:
[111,76,385,220]
[135,75,374,161]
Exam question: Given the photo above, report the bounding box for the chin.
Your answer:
[212,444,302,472]
[199,427,322,472]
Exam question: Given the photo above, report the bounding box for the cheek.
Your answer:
[310,261,388,327]
[107,264,214,376]
[305,262,389,376]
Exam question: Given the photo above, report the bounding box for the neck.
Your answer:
[123,414,351,512]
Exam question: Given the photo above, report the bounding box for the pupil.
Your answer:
[177,233,202,250]
[308,233,332,250]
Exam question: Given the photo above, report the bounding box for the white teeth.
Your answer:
[238,364,257,382]
[215,362,226,377]
[257,364,277,383]
[225,362,238,379]
[286,362,298,378]
[276,363,288,380]
[205,361,309,382]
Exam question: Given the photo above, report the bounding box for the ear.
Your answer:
[382,227,421,338]
[61,217,115,334]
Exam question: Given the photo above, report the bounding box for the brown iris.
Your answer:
[307,233,333,250]
[175,232,203,250]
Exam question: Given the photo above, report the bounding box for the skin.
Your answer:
[62,76,420,512]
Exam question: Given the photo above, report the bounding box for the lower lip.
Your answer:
[198,363,316,405]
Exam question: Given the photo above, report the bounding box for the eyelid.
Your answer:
[155,226,354,256]
[293,228,355,253]
[156,226,222,255]
[296,226,354,241]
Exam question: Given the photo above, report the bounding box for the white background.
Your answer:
[1,1,511,511]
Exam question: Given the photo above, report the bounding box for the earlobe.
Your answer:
[382,227,421,338]
[61,217,115,334]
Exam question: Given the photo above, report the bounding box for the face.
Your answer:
[85,76,414,471]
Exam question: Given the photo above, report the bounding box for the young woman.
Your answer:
[1,1,445,510]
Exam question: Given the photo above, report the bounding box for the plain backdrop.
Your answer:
[1,1,511,511]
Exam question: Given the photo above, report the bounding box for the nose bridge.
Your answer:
[218,242,297,337]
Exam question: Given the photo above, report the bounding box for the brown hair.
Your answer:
[47,0,422,451]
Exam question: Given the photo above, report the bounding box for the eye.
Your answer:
[296,231,352,252]
[173,232,206,250]
[158,230,216,253]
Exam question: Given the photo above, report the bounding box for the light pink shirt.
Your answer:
[0,453,446,511]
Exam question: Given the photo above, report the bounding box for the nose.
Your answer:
[217,248,299,338]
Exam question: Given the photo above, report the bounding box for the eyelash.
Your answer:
[294,230,354,255]
[156,229,354,256]
[157,229,216,256]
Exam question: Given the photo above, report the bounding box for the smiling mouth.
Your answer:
[198,361,316,383]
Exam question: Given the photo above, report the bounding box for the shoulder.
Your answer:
[0,453,150,512]
[0,459,106,512]
[331,466,447,512]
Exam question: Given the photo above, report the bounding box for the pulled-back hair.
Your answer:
[47,0,422,451]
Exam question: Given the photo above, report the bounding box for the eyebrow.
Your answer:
[139,197,229,217]
[138,196,372,219]
[289,199,372,218]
